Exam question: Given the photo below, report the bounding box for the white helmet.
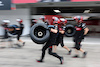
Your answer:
[52,16,59,21]
[16,19,23,23]
[2,20,10,23]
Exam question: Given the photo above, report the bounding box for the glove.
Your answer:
[79,35,86,39]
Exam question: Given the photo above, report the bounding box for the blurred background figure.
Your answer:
[40,16,49,25]
[31,19,37,27]
[16,18,25,46]
[1,20,10,39]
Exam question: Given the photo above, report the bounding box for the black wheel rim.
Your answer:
[34,26,46,38]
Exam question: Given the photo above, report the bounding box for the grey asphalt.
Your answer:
[0,37,100,67]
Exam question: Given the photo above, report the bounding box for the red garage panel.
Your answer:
[12,0,100,3]
[12,0,38,4]
[71,0,100,2]
[85,20,100,25]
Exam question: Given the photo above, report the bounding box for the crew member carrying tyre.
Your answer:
[16,19,25,46]
[36,17,64,64]
[1,20,10,39]
[73,16,89,58]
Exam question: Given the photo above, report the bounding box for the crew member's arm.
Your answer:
[84,27,89,35]
[50,28,58,33]
[59,26,65,34]
[59,30,65,34]
[82,23,89,35]
[16,28,20,30]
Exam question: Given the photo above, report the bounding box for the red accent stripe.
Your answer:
[79,42,81,44]
[4,28,8,30]
[49,46,52,48]
[71,0,100,2]
[76,27,82,31]
[12,0,38,4]
[11,7,16,10]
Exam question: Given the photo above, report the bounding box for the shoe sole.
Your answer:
[72,57,80,58]
[82,55,87,58]
[36,60,43,63]
[83,52,87,58]
[67,53,71,55]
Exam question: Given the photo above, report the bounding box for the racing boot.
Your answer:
[67,50,72,55]
[72,55,79,58]
[59,57,64,64]
[36,59,43,63]
[82,52,87,58]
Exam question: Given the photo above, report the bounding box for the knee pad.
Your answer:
[48,47,52,55]
[60,42,64,47]
[75,47,80,50]
[75,42,81,50]
[17,37,19,40]
[61,45,64,47]
[48,51,52,55]
[61,44,64,47]
[48,52,51,55]
[17,35,20,40]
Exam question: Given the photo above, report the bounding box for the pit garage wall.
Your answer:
[0,8,30,36]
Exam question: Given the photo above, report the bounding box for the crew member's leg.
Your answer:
[53,34,59,53]
[37,42,50,62]
[17,32,25,46]
[4,30,8,38]
[60,35,72,55]
[73,39,87,58]
[53,45,58,52]
[48,46,64,64]
[60,41,72,55]
[79,42,87,58]
[73,39,81,58]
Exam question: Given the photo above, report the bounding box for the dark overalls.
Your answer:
[74,23,86,50]
[40,26,62,61]
[17,24,24,40]
[55,26,66,47]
